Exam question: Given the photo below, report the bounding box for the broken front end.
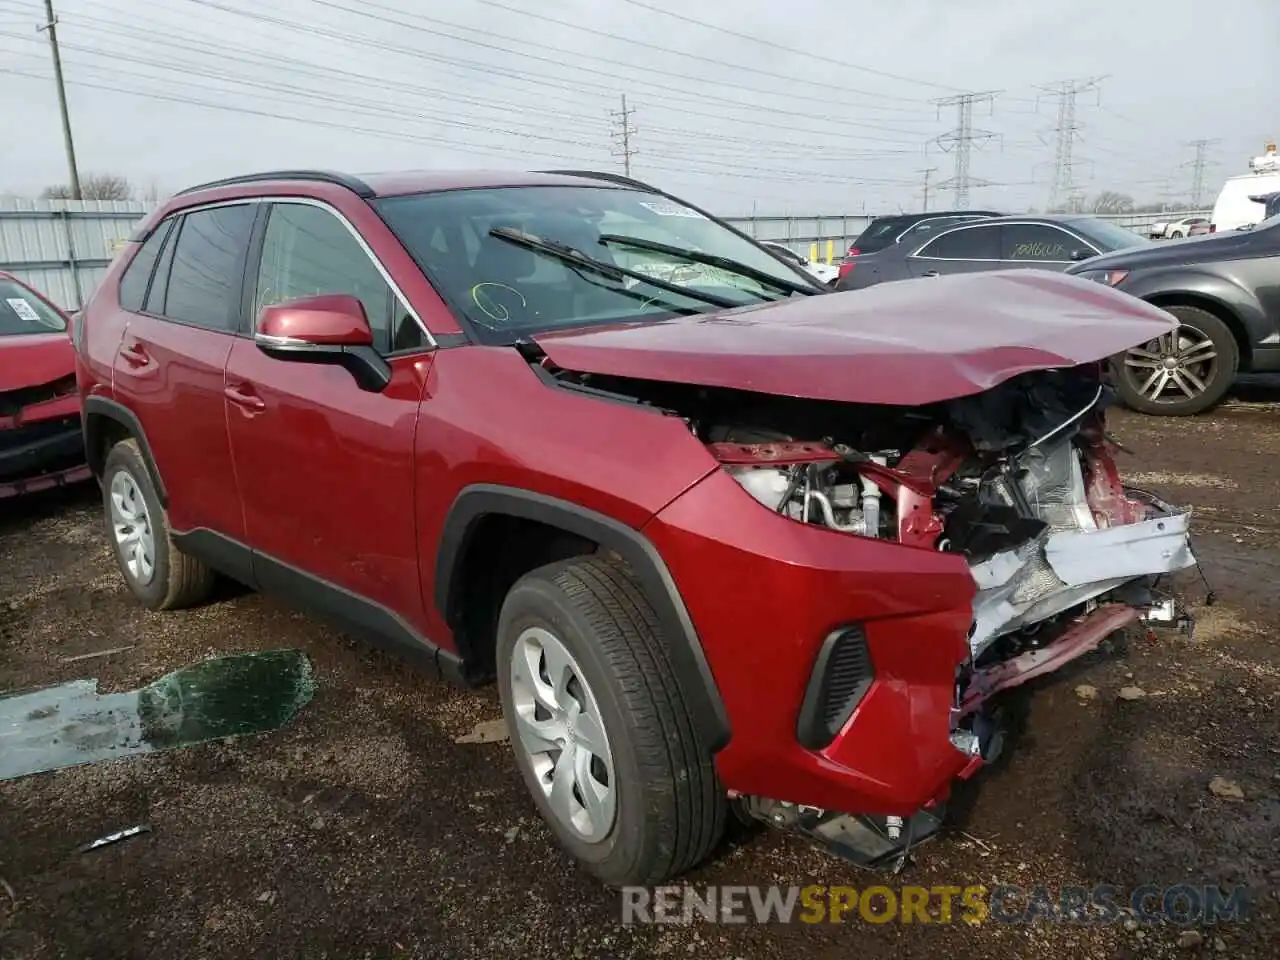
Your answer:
[635,362,1201,868]
[0,376,89,498]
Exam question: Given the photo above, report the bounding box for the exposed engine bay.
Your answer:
[541,359,1200,669]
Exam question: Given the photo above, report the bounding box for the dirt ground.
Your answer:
[2,385,1279,960]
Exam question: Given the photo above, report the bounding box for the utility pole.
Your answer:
[1184,138,1221,208]
[1037,76,1105,212]
[39,0,81,200]
[918,167,937,211]
[609,95,638,177]
[929,91,1000,209]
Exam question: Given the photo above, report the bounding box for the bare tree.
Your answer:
[40,173,135,201]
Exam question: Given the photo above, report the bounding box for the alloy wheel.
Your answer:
[508,625,617,842]
[1121,327,1219,404]
[109,470,156,585]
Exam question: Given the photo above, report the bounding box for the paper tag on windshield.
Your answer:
[6,298,41,323]
[638,201,706,219]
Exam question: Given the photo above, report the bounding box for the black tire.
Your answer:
[1170,231,1184,239]
[102,439,216,610]
[1111,304,1239,416]
[495,555,725,888]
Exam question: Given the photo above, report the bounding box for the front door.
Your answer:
[111,203,258,538]
[223,199,435,629]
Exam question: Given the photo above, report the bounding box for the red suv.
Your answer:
[76,169,1199,886]
[2,272,88,498]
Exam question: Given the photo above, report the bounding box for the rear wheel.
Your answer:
[102,439,216,610]
[1112,305,1238,415]
[1170,230,1184,239]
[495,555,725,887]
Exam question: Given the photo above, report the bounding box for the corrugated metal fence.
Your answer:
[0,199,159,309]
[0,198,1210,310]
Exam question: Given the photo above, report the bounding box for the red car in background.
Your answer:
[0,272,89,498]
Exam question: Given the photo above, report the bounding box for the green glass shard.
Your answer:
[0,650,315,782]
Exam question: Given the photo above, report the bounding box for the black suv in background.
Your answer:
[835,210,1003,283]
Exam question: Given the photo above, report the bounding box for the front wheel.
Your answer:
[1111,305,1239,415]
[495,555,725,888]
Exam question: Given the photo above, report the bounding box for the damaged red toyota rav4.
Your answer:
[76,169,1201,886]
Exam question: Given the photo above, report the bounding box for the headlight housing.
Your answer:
[1075,268,1129,287]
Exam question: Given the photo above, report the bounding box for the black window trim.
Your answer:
[250,197,435,357]
[912,220,1101,262]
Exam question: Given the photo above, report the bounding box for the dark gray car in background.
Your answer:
[1066,211,1280,416]
[834,214,1150,291]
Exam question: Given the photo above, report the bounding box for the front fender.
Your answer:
[1120,268,1272,348]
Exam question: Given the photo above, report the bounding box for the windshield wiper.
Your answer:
[597,234,820,297]
[488,227,740,310]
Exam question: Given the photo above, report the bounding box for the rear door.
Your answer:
[223,198,434,624]
[112,202,259,538]
[905,223,1002,277]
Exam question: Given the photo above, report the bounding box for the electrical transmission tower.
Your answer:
[929,92,1000,210]
[609,95,638,176]
[1037,76,1105,212]
[1184,139,1221,207]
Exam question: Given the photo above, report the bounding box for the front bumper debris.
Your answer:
[0,409,88,499]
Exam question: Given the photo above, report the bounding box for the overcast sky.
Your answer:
[0,0,1276,214]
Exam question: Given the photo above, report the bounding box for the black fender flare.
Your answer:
[435,484,731,752]
[81,396,168,504]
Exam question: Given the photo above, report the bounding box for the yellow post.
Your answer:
[809,242,818,263]
[826,239,834,263]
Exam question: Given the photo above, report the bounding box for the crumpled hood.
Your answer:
[0,333,75,394]
[532,269,1178,405]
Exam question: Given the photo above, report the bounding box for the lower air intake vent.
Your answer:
[796,625,875,750]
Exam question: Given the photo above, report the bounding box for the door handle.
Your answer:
[922,270,941,278]
[119,343,149,366]
[223,384,266,412]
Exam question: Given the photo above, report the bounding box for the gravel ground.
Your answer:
[2,389,1279,959]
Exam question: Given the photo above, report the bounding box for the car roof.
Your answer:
[170,168,651,202]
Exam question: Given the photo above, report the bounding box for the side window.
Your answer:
[1001,224,1077,262]
[254,203,426,353]
[146,215,180,314]
[162,205,257,330]
[117,219,172,312]
[914,224,1000,260]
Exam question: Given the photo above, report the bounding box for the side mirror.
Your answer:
[1070,249,1092,262]
[254,294,391,392]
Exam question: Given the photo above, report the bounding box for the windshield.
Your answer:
[373,186,813,342]
[0,280,67,335]
[1067,218,1153,251]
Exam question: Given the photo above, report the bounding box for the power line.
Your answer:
[37,0,79,198]
[929,91,1000,209]
[1183,138,1221,207]
[1037,76,1105,211]
[609,95,638,176]
[613,0,961,92]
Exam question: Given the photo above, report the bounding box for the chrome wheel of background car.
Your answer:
[508,625,617,843]
[109,470,156,586]
[1122,327,1218,403]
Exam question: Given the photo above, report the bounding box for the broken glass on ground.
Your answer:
[0,650,315,782]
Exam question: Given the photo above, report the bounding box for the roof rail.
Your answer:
[173,169,374,198]
[537,169,657,192]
